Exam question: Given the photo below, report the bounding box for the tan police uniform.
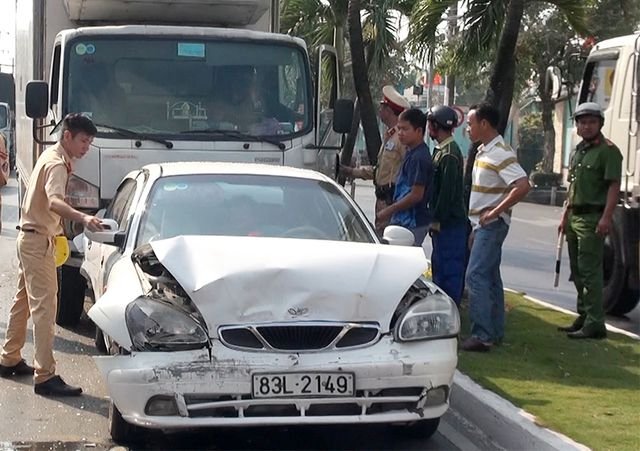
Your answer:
[354,127,406,234]
[0,142,72,384]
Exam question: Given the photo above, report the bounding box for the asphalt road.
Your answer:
[351,179,640,335]
[0,175,466,449]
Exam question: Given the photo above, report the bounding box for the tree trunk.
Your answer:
[485,0,525,134]
[348,0,382,165]
[338,99,361,186]
[540,92,556,173]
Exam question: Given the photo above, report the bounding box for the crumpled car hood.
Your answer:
[150,236,428,331]
[89,235,429,349]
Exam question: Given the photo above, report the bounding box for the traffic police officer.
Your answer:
[341,85,411,235]
[558,102,622,339]
[427,106,466,305]
[0,114,104,395]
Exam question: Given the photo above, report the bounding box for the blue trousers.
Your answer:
[431,223,467,304]
[466,218,509,343]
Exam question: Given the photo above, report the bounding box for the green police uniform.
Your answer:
[566,133,622,333]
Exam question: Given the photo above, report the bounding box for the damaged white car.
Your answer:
[83,162,459,443]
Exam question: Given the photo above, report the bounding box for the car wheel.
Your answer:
[398,417,440,439]
[56,266,87,326]
[109,401,146,444]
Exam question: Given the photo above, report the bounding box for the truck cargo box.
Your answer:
[64,0,270,26]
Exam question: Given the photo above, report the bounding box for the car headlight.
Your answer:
[125,296,209,351]
[393,278,460,342]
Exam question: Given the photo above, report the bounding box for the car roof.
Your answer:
[144,162,333,182]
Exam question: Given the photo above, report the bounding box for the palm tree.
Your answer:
[408,0,586,204]
[409,0,586,134]
[282,0,410,168]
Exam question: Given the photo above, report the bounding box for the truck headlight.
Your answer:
[393,282,460,341]
[125,296,209,351]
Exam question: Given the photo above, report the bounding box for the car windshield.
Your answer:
[136,174,374,246]
[64,37,310,138]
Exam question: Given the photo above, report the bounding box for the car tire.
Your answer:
[56,266,87,326]
[398,417,440,439]
[109,401,146,444]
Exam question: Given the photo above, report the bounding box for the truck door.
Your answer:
[315,45,342,177]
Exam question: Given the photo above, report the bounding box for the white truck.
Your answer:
[16,0,352,326]
[551,33,639,315]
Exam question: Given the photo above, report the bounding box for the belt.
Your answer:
[569,205,605,215]
[16,226,37,234]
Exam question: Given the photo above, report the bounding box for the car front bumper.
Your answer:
[94,335,457,430]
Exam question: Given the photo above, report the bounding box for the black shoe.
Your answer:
[567,326,607,340]
[34,375,83,397]
[460,336,492,352]
[0,359,35,378]
[557,318,584,333]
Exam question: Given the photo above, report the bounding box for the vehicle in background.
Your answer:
[15,0,353,325]
[548,33,639,315]
[0,102,14,169]
[83,161,458,444]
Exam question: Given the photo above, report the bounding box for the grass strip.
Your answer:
[457,292,640,451]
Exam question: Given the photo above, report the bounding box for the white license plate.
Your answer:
[252,372,355,398]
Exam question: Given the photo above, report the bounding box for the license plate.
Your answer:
[252,372,355,398]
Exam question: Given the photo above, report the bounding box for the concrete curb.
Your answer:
[450,371,590,451]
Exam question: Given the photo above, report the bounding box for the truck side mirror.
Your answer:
[26,81,49,119]
[544,66,562,101]
[332,99,353,134]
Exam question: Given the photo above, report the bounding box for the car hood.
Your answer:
[89,235,428,350]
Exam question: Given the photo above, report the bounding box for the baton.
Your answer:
[554,232,565,287]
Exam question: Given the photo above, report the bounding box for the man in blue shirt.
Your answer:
[377,108,433,246]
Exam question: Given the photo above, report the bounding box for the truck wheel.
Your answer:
[603,219,639,316]
[109,401,146,444]
[56,266,87,326]
[396,417,440,439]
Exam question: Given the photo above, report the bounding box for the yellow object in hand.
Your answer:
[54,236,70,267]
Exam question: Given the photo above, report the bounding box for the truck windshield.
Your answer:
[64,37,310,139]
[580,58,617,110]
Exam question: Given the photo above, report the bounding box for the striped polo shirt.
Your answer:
[469,136,526,227]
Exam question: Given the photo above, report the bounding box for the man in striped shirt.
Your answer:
[461,103,531,352]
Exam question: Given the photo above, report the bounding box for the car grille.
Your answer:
[183,387,435,419]
[218,322,381,352]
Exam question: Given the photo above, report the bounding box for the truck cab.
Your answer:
[15,0,352,326]
[553,33,640,315]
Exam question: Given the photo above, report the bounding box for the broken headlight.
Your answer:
[126,296,209,351]
[392,277,460,342]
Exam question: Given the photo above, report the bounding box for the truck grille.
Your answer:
[218,322,380,352]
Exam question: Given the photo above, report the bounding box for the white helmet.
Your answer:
[574,102,604,121]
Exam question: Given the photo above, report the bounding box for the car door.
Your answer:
[84,176,140,300]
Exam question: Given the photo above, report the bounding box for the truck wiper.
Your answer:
[180,129,286,150]
[95,123,173,149]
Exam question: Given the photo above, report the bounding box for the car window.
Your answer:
[135,174,373,246]
[105,179,137,228]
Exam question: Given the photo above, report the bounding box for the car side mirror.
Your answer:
[85,218,126,248]
[332,98,354,134]
[382,225,415,246]
[26,81,49,119]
